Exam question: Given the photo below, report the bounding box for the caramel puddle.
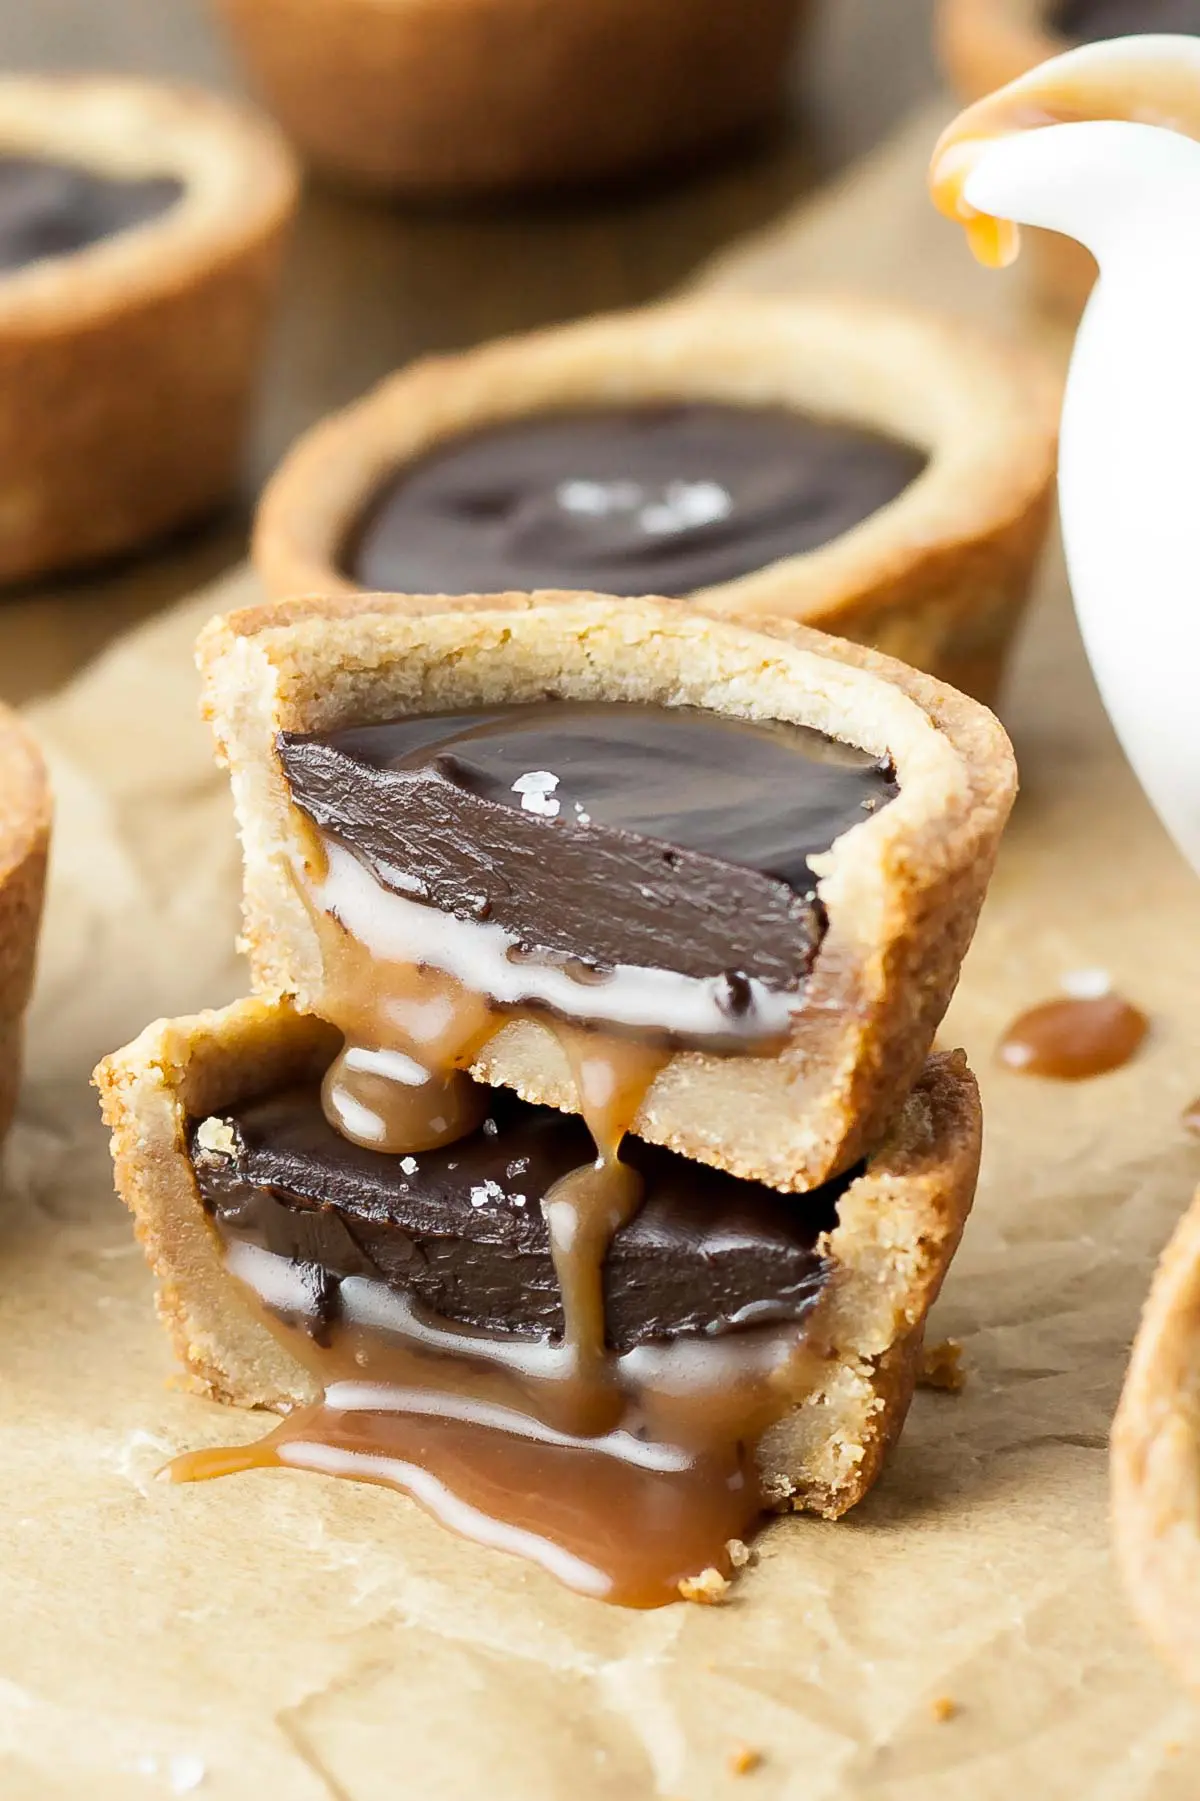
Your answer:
[998,992,1148,1079]
[166,1268,811,1607]
[170,1403,761,1608]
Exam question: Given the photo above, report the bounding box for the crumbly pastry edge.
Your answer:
[1111,1186,1200,1696]
[93,992,981,1520]
[252,295,1060,703]
[195,590,1016,1193]
[0,705,51,1145]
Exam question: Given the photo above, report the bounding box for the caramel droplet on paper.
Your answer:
[998,993,1148,1080]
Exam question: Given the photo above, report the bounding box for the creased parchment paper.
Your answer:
[5,102,1200,1801]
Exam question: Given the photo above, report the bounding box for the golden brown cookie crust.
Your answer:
[94,993,981,1519]
[195,589,1016,1194]
[0,76,298,585]
[1111,1187,1200,1696]
[0,706,51,1147]
[216,0,808,195]
[253,299,1059,705]
[935,0,1098,312]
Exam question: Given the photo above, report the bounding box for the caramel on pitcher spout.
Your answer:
[930,37,1200,266]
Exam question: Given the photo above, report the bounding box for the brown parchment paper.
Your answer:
[5,102,1200,1801]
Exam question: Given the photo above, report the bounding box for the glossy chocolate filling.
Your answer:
[0,154,183,274]
[190,1084,840,1350]
[346,404,926,597]
[1052,0,1200,39]
[279,701,897,998]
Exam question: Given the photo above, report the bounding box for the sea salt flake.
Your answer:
[556,478,643,516]
[482,1117,499,1137]
[470,1179,505,1208]
[195,1117,236,1158]
[168,1756,207,1794]
[399,1156,418,1175]
[512,770,561,818]
[639,479,732,536]
[1060,966,1112,1000]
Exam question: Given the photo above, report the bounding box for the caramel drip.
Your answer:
[929,41,1200,266]
[540,1027,669,1430]
[998,992,1148,1079]
[168,1260,813,1607]
[295,824,673,1431]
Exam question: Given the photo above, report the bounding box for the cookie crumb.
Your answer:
[931,1696,958,1723]
[725,1538,753,1569]
[194,1117,236,1159]
[678,1566,730,1605]
[920,1339,966,1393]
[728,1744,763,1776]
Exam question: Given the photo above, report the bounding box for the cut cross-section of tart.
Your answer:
[95,994,982,1608]
[197,591,1016,1194]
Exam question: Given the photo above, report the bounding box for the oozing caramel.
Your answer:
[998,992,1148,1079]
[929,40,1200,266]
[171,1167,833,1605]
[291,818,685,1445]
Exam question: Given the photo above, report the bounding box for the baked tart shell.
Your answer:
[94,993,982,1520]
[195,590,1016,1194]
[253,299,1059,706]
[215,0,809,195]
[0,76,298,585]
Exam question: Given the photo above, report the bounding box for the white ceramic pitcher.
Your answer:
[932,35,1200,873]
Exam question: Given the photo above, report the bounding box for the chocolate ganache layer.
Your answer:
[1052,0,1200,39]
[346,404,927,598]
[278,702,898,995]
[0,155,183,274]
[191,1085,841,1351]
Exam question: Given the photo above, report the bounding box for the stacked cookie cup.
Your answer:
[97,585,1014,1602]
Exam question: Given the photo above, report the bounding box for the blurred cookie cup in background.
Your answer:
[253,298,1058,707]
[212,0,810,195]
[0,76,297,585]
